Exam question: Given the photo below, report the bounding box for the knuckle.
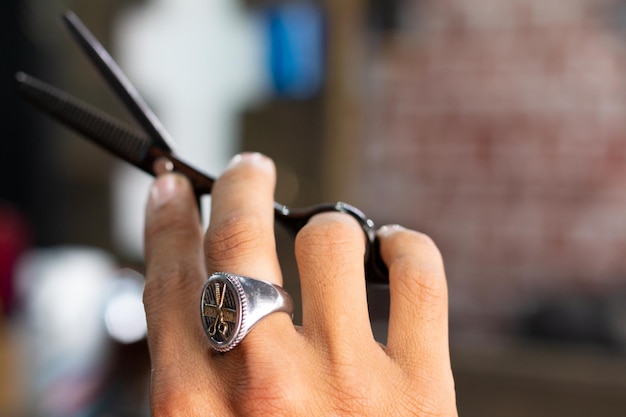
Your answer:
[295,213,365,260]
[392,256,447,305]
[145,209,199,253]
[241,386,294,417]
[205,215,271,265]
[388,231,447,302]
[325,366,392,417]
[329,375,372,410]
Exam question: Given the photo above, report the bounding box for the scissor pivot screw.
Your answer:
[154,157,174,175]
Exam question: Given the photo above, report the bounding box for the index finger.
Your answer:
[143,173,232,414]
[143,173,207,363]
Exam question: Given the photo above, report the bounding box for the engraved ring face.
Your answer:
[200,271,293,353]
[200,273,244,352]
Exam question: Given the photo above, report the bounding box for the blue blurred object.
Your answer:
[263,1,325,99]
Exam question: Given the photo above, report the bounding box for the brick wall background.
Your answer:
[346,0,626,342]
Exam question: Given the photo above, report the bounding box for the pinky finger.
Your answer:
[377,225,451,376]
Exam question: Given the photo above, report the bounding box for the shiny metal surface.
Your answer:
[200,272,293,352]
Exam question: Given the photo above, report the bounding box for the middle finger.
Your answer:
[205,153,282,284]
[204,153,297,360]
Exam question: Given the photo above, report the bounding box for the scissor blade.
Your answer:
[15,72,215,195]
[16,72,151,166]
[62,10,177,152]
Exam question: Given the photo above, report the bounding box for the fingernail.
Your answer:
[150,174,181,209]
[226,152,269,169]
[377,224,405,237]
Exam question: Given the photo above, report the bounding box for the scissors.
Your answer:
[15,10,389,284]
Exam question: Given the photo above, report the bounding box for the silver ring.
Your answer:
[200,271,294,352]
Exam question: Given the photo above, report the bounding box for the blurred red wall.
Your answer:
[350,0,626,342]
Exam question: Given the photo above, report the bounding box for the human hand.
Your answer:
[143,153,457,416]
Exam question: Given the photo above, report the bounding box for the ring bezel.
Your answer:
[200,272,246,352]
[200,271,293,353]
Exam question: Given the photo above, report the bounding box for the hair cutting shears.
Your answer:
[15,11,389,283]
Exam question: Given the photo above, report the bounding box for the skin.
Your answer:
[143,152,458,417]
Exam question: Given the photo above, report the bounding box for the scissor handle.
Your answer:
[273,201,389,283]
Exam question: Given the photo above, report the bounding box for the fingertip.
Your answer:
[376,224,406,239]
[148,173,192,212]
[226,152,275,173]
[376,224,443,268]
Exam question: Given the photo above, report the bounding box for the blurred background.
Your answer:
[3,0,626,415]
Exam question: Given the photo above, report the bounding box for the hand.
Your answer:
[143,153,457,416]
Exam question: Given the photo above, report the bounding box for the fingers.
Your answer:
[143,173,207,365]
[142,155,456,415]
[205,153,296,357]
[377,225,451,376]
[205,153,282,284]
[295,212,375,356]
